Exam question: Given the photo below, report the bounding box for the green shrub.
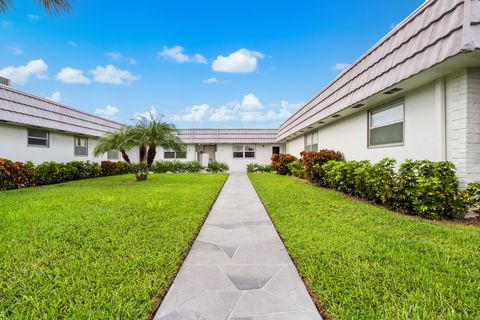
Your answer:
[0,158,37,190]
[207,161,229,173]
[247,163,274,173]
[466,181,480,210]
[152,160,202,173]
[319,158,470,219]
[287,160,306,179]
[116,161,133,174]
[101,161,119,176]
[300,150,344,183]
[35,161,68,185]
[271,153,297,175]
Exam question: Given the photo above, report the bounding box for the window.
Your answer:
[369,101,404,147]
[164,150,187,159]
[272,146,280,155]
[304,131,318,151]
[233,145,255,158]
[107,150,120,160]
[74,136,88,156]
[27,129,49,147]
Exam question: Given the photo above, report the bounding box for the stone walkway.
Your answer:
[154,173,322,320]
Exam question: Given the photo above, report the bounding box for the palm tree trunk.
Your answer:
[147,145,156,168]
[139,145,147,163]
[120,149,130,163]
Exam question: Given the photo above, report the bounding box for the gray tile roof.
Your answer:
[178,128,278,144]
[278,0,480,141]
[0,84,124,136]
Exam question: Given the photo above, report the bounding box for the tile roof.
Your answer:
[178,128,278,144]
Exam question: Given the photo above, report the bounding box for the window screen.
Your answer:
[369,102,404,147]
[107,150,120,160]
[233,145,244,158]
[74,136,88,156]
[304,131,318,152]
[27,129,49,147]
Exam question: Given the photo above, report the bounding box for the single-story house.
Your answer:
[277,0,480,187]
[0,81,282,171]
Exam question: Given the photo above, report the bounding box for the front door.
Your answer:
[203,145,216,161]
[272,146,280,155]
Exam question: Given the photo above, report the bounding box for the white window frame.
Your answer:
[74,136,88,157]
[27,129,50,148]
[164,150,187,159]
[233,145,256,159]
[368,100,405,148]
[304,131,318,152]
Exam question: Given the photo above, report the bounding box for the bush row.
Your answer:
[150,160,229,173]
[206,161,229,173]
[272,152,480,219]
[315,158,479,219]
[246,163,274,173]
[0,159,133,190]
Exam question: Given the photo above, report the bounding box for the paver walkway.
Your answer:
[154,172,322,320]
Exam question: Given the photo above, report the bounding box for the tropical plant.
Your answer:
[124,114,184,168]
[93,129,131,163]
[0,0,71,13]
[207,161,229,173]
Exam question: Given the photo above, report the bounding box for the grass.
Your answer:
[0,173,227,319]
[249,173,480,320]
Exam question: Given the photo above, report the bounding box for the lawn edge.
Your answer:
[247,173,334,320]
[148,173,229,319]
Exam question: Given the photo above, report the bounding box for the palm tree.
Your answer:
[125,113,184,168]
[0,0,71,13]
[93,129,131,163]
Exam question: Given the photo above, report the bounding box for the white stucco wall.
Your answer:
[286,81,445,163]
[0,123,109,163]
[215,144,283,172]
[286,135,305,158]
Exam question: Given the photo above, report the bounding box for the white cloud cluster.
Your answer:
[158,46,207,64]
[95,105,119,119]
[0,59,48,84]
[27,14,41,21]
[45,91,61,102]
[91,64,139,85]
[172,94,302,123]
[67,40,78,47]
[56,67,90,84]
[106,52,136,65]
[212,49,264,73]
[333,63,350,71]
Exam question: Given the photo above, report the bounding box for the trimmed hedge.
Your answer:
[247,163,274,173]
[207,161,229,173]
[0,159,132,190]
[316,158,478,219]
[287,160,306,179]
[271,153,297,175]
[151,160,202,173]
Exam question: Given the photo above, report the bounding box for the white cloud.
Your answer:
[0,59,48,84]
[134,106,158,120]
[172,104,210,122]
[158,46,207,64]
[171,93,301,124]
[212,49,264,73]
[27,14,41,21]
[56,67,90,84]
[203,77,219,84]
[45,91,61,103]
[106,52,136,65]
[8,46,23,55]
[95,105,119,119]
[332,63,350,71]
[1,20,12,27]
[91,65,139,85]
[67,40,78,47]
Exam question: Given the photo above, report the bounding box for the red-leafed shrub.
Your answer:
[0,158,37,190]
[300,150,344,183]
[271,153,297,175]
[101,161,119,176]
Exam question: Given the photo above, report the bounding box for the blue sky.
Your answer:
[1,0,423,128]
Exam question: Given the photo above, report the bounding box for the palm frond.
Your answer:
[0,0,71,14]
[0,0,13,13]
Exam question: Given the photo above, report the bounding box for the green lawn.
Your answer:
[0,174,227,319]
[249,173,480,320]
